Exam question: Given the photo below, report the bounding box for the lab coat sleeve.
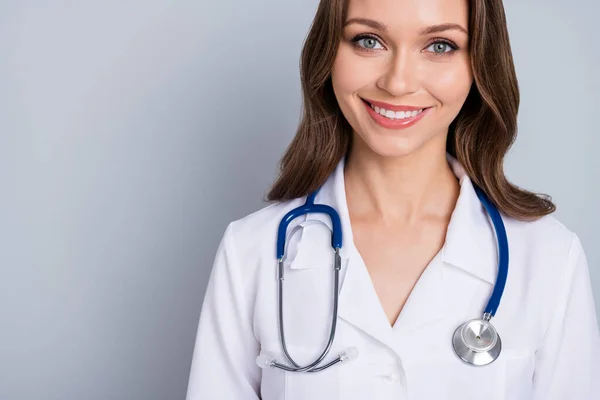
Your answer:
[186,223,261,400]
[532,233,600,399]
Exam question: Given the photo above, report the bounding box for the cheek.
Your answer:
[331,47,372,96]
[429,62,473,105]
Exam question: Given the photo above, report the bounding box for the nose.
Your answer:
[376,49,420,97]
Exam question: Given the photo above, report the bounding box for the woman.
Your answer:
[186,0,600,398]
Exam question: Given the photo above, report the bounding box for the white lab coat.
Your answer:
[186,153,600,399]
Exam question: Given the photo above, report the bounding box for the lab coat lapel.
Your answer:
[336,251,395,345]
[391,249,446,335]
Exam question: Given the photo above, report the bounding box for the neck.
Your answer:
[344,140,460,225]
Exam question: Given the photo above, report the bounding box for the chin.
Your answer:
[358,134,425,159]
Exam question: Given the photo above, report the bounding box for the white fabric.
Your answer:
[186,154,600,399]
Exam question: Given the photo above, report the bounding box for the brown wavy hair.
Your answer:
[265,0,555,221]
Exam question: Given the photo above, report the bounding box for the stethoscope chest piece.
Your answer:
[452,318,502,366]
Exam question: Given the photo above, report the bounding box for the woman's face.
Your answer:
[331,0,472,158]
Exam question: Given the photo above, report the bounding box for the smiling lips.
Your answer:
[362,98,432,130]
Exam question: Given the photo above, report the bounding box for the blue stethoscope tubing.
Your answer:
[265,183,508,372]
[473,185,509,318]
[277,187,342,259]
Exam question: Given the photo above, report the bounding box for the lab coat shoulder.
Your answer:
[504,213,574,295]
[185,198,305,400]
[503,213,600,398]
[502,214,588,332]
[221,196,307,308]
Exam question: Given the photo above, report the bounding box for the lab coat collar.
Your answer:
[301,152,498,285]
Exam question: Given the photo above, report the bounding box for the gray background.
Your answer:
[0,0,598,399]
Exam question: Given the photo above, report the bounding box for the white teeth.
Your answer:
[372,104,424,120]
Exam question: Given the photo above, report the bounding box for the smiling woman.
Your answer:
[268,0,540,221]
[333,8,473,157]
[186,1,600,399]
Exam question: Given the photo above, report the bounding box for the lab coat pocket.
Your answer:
[258,353,287,400]
[285,360,342,400]
[258,343,342,400]
[500,349,535,400]
[404,349,533,400]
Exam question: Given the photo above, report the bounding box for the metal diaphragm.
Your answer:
[452,318,502,366]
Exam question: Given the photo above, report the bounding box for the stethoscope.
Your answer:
[256,182,508,372]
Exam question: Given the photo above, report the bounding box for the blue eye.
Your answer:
[426,40,459,55]
[351,34,384,51]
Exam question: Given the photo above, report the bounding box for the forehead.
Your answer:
[345,0,469,33]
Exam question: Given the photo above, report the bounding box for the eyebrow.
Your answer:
[343,18,468,36]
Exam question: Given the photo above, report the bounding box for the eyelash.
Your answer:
[350,33,459,56]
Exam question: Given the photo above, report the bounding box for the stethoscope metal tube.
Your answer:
[275,248,342,372]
